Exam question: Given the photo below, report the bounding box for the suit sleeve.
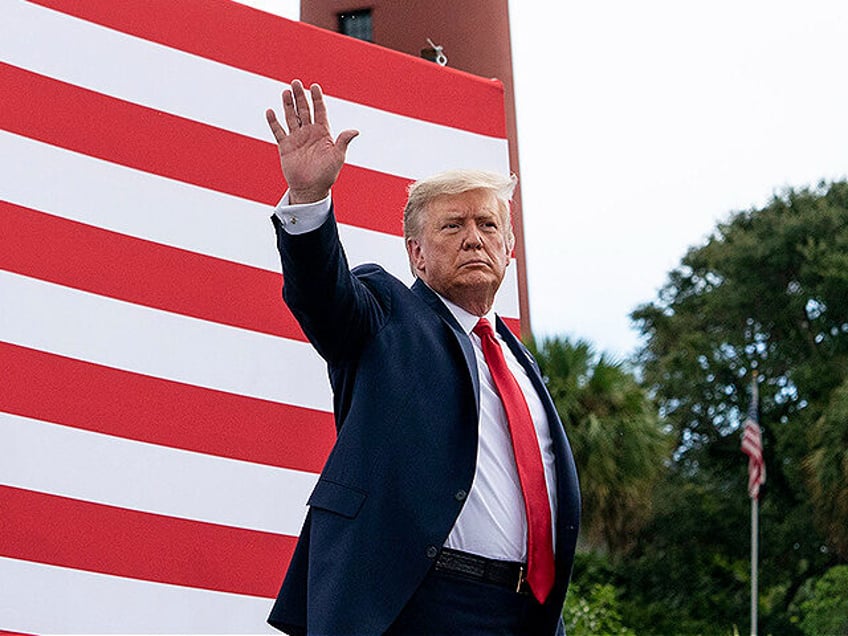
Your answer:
[271,207,389,365]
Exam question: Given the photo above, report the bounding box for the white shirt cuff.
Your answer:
[274,191,332,235]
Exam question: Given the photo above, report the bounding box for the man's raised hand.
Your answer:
[265,80,359,204]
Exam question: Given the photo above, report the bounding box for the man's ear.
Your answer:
[505,227,516,256]
[406,238,424,273]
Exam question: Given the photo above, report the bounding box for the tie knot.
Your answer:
[473,317,495,339]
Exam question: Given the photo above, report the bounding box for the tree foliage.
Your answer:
[529,337,670,555]
[564,580,636,636]
[633,180,848,461]
[803,379,848,558]
[627,181,848,633]
[798,565,848,635]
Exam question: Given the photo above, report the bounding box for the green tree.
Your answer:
[616,466,752,635]
[804,379,848,558]
[799,565,848,635]
[529,336,670,555]
[564,580,636,636]
[630,181,848,633]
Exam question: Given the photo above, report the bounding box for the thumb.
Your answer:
[335,129,360,153]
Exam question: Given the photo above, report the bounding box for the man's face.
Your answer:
[406,189,512,313]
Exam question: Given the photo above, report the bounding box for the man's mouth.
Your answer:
[460,259,490,268]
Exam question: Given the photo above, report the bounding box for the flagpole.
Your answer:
[750,494,758,636]
[742,370,762,636]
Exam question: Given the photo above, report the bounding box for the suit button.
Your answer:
[426,546,439,559]
[455,489,467,502]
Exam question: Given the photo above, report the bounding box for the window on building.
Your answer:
[338,9,373,42]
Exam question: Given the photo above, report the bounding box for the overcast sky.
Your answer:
[510,1,848,360]
[239,0,848,361]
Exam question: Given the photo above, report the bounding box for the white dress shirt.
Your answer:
[274,193,558,563]
[436,297,558,562]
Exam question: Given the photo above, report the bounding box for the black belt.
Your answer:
[433,548,530,595]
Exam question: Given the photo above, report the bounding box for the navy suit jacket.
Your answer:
[267,210,581,635]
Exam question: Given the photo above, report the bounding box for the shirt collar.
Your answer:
[429,287,497,336]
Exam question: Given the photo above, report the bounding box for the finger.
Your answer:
[335,129,360,153]
[281,88,300,132]
[291,79,312,126]
[310,83,329,128]
[265,109,287,142]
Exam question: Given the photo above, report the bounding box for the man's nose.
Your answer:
[461,226,483,249]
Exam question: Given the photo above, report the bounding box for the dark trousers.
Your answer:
[383,566,564,635]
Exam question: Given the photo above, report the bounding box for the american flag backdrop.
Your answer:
[0,1,517,632]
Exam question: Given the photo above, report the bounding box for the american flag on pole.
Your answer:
[741,377,766,500]
[0,1,516,632]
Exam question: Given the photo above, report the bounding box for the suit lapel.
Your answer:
[495,317,548,403]
[495,318,563,439]
[411,279,480,415]
[496,317,580,561]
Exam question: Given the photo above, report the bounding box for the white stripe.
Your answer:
[495,263,520,319]
[231,0,300,20]
[2,1,510,180]
[0,131,409,279]
[0,271,334,412]
[0,412,316,535]
[0,557,277,634]
[0,131,520,317]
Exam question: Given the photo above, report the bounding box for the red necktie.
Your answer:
[473,318,555,603]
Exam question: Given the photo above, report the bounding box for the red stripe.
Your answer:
[0,63,410,237]
[29,0,506,139]
[502,317,522,338]
[0,342,335,474]
[0,201,306,340]
[1,202,514,349]
[0,486,294,598]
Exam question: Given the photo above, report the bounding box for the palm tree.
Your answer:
[804,378,848,559]
[529,336,670,555]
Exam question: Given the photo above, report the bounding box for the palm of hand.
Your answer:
[266,80,358,204]
[278,124,344,200]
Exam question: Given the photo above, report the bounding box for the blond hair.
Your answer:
[403,170,518,249]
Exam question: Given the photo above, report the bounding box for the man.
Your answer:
[264,80,580,635]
